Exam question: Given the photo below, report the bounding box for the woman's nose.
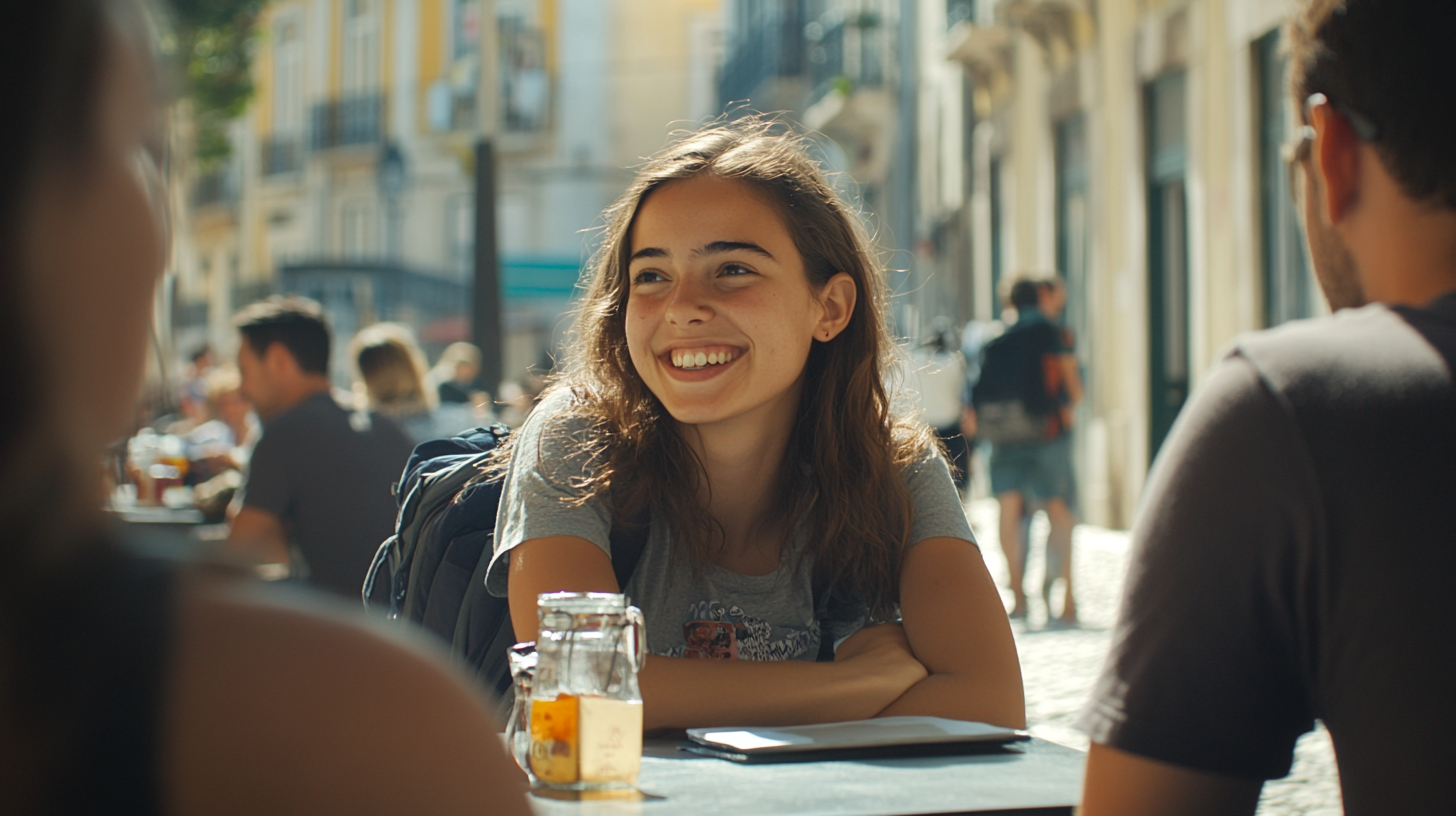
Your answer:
[665,275,713,325]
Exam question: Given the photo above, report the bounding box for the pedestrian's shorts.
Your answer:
[990,434,1076,506]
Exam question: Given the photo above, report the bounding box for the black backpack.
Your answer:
[361,425,649,704]
[971,320,1061,445]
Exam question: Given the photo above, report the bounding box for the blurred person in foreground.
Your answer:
[0,2,528,814]
[1079,1,1456,813]
[352,322,472,443]
[229,298,415,600]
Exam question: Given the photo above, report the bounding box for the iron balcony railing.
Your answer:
[309,93,385,151]
[262,134,302,176]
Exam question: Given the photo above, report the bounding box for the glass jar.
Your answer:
[528,592,646,791]
[504,641,537,775]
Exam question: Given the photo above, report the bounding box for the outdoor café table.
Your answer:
[526,734,1084,816]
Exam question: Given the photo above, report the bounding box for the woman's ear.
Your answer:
[814,272,857,342]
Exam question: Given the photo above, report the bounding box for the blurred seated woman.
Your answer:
[351,322,470,443]
[0,3,530,813]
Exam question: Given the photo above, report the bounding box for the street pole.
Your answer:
[472,0,502,396]
[472,139,502,396]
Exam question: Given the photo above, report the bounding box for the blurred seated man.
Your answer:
[1079,2,1456,814]
[228,297,414,600]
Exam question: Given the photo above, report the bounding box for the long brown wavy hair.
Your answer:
[496,119,936,621]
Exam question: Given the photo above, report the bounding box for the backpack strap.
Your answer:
[607,508,651,595]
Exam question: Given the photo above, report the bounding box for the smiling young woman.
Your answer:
[484,120,1024,732]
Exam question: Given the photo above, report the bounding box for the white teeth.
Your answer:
[670,350,737,368]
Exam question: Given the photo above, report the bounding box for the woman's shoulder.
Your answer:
[164,574,529,815]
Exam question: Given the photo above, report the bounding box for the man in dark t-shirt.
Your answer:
[1078,3,1456,814]
[228,297,414,600]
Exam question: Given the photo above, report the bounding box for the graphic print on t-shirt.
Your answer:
[682,620,742,659]
[668,600,819,661]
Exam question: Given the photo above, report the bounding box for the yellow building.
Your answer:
[176,0,722,386]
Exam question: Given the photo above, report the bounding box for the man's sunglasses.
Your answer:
[1282,93,1382,206]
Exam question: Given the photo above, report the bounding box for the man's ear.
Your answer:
[814,272,857,342]
[262,341,298,378]
[1312,102,1363,227]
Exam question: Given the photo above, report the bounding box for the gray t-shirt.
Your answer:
[487,389,975,661]
[1079,293,1456,813]
[241,391,415,599]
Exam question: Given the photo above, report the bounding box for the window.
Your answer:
[500,14,548,132]
[343,0,380,95]
[273,14,303,135]
[947,0,976,30]
[341,200,378,260]
[1257,30,1315,326]
[446,193,474,278]
[989,154,1005,312]
[1146,70,1189,461]
[1056,113,1089,363]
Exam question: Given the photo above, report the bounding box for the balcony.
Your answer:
[261,135,302,176]
[191,170,238,209]
[309,93,385,151]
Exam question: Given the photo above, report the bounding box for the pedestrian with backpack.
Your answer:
[970,272,1082,624]
[477,120,1023,732]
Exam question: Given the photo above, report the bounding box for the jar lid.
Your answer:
[536,591,630,613]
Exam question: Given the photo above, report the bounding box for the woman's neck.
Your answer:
[678,392,800,566]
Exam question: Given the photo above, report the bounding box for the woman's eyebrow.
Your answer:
[629,246,667,262]
[628,241,777,262]
[696,240,776,260]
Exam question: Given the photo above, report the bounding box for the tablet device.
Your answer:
[684,716,1029,763]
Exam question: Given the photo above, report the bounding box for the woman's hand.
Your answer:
[833,622,927,711]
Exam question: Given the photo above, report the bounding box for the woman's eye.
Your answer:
[632,269,665,285]
[721,263,753,277]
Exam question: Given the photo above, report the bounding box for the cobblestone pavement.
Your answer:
[963,498,1341,815]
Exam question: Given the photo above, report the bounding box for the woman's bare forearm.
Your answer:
[640,653,916,731]
[874,671,1027,728]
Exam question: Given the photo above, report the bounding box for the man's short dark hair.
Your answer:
[233,296,331,375]
[1287,0,1456,211]
[1004,271,1061,310]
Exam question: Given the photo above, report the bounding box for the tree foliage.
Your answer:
[167,0,270,172]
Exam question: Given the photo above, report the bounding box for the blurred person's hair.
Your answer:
[190,344,214,365]
[488,117,934,622]
[1286,0,1456,211]
[0,0,161,551]
[427,340,482,391]
[0,0,165,806]
[1005,270,1062,311]
[351,322,435,415]
[438,341,481,371]
[203,364,243,408]
[233,296,332,375]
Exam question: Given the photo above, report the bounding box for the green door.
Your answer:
[1146,71,1189,461]
[1257,30,1316,326]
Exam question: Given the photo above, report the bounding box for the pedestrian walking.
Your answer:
[970,271,1082,623]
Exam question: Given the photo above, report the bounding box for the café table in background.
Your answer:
[527,735,1083,816]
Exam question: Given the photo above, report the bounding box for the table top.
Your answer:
[527,735,1084,816]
